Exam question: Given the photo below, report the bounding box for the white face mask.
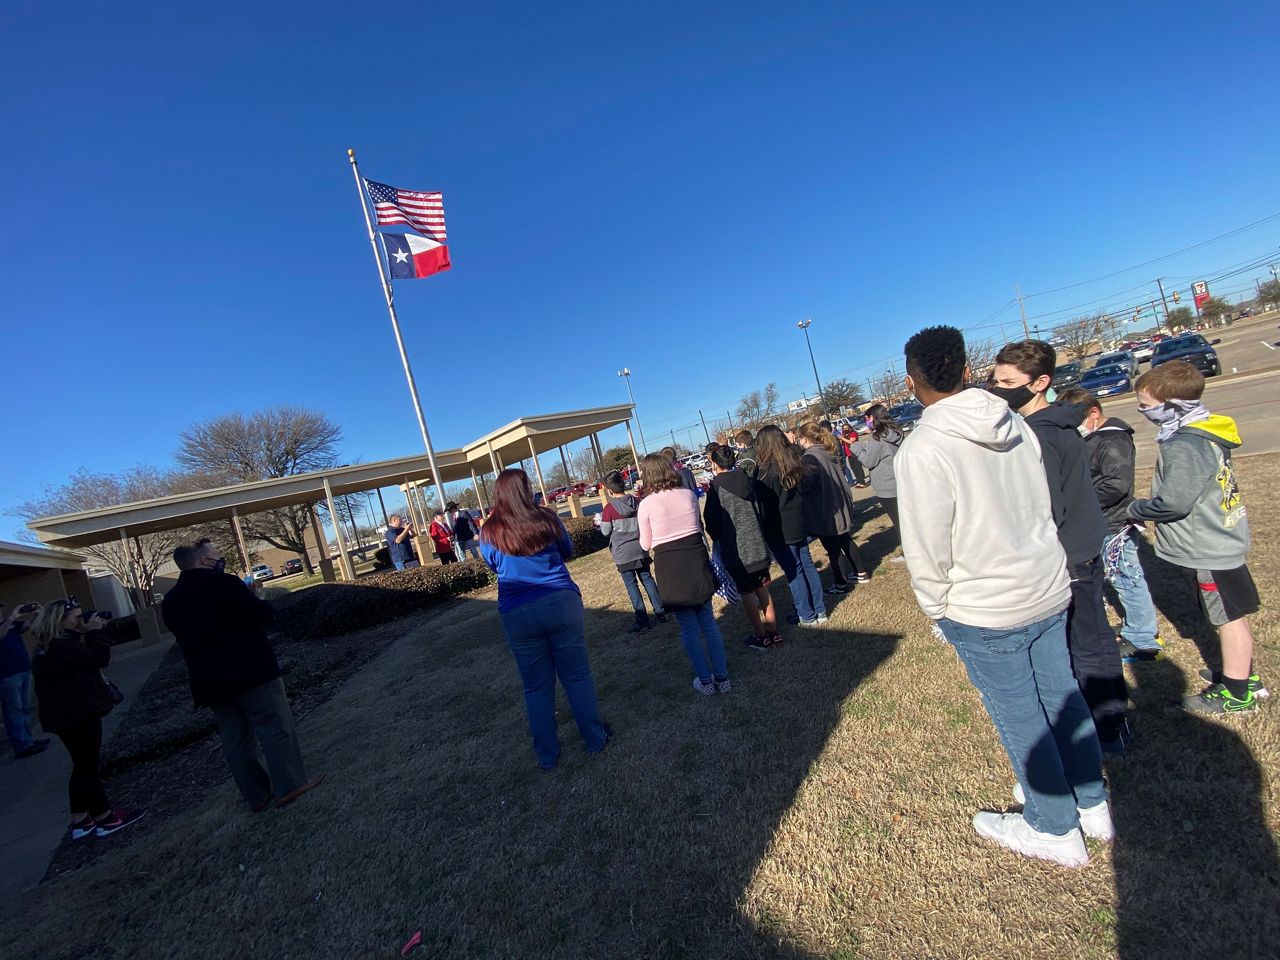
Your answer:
[1077,423,1094,437]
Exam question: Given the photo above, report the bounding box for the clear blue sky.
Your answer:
[4,1,1278,535]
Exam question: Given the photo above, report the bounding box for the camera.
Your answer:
[84,610,113,622]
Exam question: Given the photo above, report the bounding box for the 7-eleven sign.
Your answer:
[1192,280,1210,313]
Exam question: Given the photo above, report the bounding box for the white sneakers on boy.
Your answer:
[1012,782,1115,841]
[972,811,1089,867]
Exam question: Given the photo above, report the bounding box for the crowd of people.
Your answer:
[4,325,1263,875]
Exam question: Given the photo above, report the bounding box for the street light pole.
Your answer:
[617,368,648,453]
[796,318,829,416]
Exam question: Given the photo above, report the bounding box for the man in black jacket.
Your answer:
[162,539,322,811]
[991,342,1131,753]
[1059,388,1163,663]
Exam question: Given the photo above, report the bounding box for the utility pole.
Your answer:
[1155,278,1171,322]
[699,410,711,444]
[796,318,829,415]
[617,368,647,453]
[1015,282,1030,339]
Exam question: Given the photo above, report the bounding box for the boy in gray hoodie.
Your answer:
[1127,360,1265,713]
[598,473,667,633]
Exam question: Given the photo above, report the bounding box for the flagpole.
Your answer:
[347,148,448,515]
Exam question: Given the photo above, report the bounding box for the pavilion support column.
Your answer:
[625,420,642,477]
[307,502,335,581]
[403,476,426,550]
[117,528,143,608]
[486,441,502,477]
[558,445,573,484]
[322,477,355,581]
[527,437,548,504]
[590,433,605,474]
[470,468,487,514]
[230,507,252,576]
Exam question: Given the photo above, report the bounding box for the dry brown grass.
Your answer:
[2,457,1278,959]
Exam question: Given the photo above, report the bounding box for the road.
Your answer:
[1184,311,1280,377]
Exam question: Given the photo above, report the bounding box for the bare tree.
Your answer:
[735,382,781,429]
[176,406,342,569]
[965,337,999,386]
[870,369,905,405]
[17,466,184,607]
[1052,313,1107,361]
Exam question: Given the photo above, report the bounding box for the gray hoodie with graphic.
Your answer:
[1127,414,1250,569]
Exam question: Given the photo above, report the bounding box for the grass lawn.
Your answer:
[2,456,1278,959]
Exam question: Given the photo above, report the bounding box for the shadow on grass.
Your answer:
[1133,535,1220,668]
[1110,657,1280,958]
[7,575,899,960]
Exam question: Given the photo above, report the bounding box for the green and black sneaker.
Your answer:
[1196,669,1269,700]
[1183,682,1259,715]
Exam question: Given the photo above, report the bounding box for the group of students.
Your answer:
[384,501,482,570]
[897,325,1263,867]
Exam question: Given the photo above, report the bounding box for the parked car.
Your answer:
[886,399,924,433]
[1051,361,1083,390]
[549,486,572,503]
[250,564,274,582]
[1091,350,1139,378]
[1078,363,1132,398]
[280,558,304,576]
[1125,340,1156,362]
[1150,332,1221,377]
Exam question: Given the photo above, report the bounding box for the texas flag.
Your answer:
[381,232,452,280]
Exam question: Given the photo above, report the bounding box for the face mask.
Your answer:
[1138,403,1179,427]
[1077,423,1094,437]
[988,384,1035,411]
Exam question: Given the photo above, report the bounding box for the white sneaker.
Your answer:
[1012,782,1115,841]
[692,677,716,696]
[972,811,1088,867]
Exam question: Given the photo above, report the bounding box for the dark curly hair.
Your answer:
[904,325,967,393]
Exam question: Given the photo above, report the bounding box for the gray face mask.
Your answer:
[1138,403,1180,427]
[1076,423,1093,437]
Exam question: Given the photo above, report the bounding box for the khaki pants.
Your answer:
[211,677,308,807]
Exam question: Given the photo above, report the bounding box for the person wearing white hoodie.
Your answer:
[895,325,1111,868]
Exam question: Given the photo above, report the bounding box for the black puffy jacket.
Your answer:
[32,631,114,733]
[1025,402,1109,565]
[1082,417,1137,534]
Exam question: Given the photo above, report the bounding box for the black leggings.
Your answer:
[818,533,867,584]
[57,716,109,816]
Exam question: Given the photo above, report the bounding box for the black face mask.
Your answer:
[988,384,1035,411]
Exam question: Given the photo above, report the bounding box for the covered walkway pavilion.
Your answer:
[27,403,642,584]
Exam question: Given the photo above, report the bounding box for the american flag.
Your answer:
[365,179,447,242]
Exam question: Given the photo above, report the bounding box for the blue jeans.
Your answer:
[1102,531,1159,649]
[458,539,482,561]
[619,567,664,616]
[937,610,1106,836]
[1,671,35,754]
[499,589,608,768]
[770,540,826,622]
[673,601,729,683]
[393,558,420,571]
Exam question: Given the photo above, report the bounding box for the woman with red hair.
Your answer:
[478,469,610,770]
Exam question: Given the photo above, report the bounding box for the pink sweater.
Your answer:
[637,488,703,551]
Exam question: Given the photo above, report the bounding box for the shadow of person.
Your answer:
[1131,533,1221,669]
[1110,657,1280,958]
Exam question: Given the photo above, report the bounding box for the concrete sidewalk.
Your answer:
[0,638,174,896]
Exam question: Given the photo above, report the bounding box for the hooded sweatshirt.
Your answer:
[853,428,903,498]
[896,389,1069,627]
[598,494,648,570]
[1127,414,1250,569]
[1081,417,1137,533]
[801,446,856,537]
[703,469,770,574]
[1024,402,1109,566]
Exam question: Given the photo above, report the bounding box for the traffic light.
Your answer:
[1172,290,1181,303]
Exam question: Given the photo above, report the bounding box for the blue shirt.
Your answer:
[479,521,580,614]
[0,624,32,679]
[385,524,415,564]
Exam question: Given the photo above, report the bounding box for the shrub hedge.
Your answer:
[274,516,606,641]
